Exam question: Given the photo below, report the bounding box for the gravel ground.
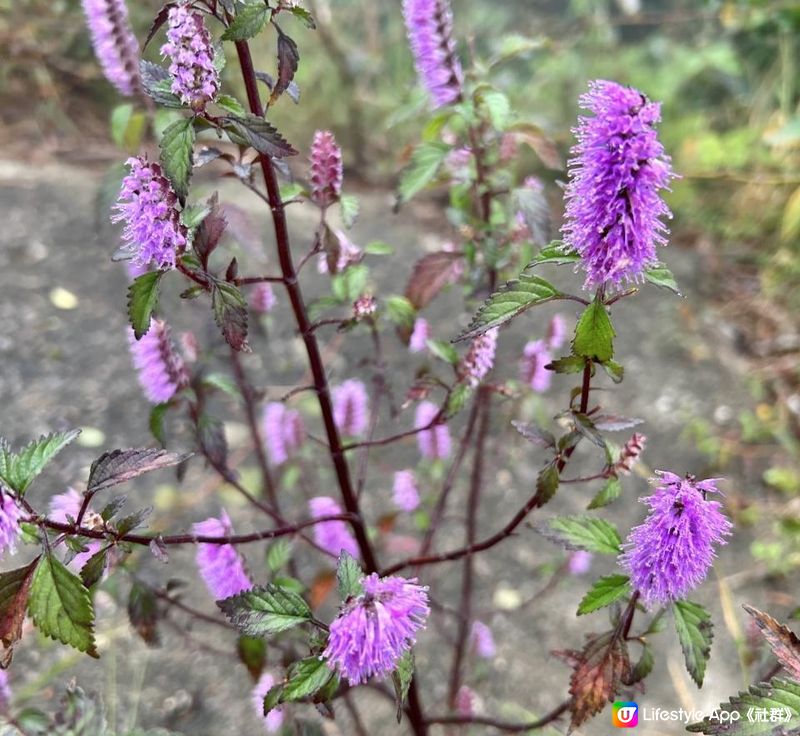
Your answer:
[0,157,784,736]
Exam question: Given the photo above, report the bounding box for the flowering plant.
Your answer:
[1,1,788,734]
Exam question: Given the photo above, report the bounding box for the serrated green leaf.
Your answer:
[687,678,800,735]
[478,88,511,130]
[587,477,622,509]
[534,461,560,507]
[645,262,681,296]
[215,94,247,117]
[336,551,363,601]
[426,339,459,365]
[212,280,249,351]
[573,295,615,363]
[79,547,109,589]
[266,538,292,574]
[218,583,312,637]
[577,574,630,615]
[601,359,624,383]
[289,5,315,28]
[673,600,713,687]
[446,383,472,417]
[127,271,166,339]
[221,2,271,41]
[385,295,415,328]
[538,515,622,555]
[282,656,334,702]
[392,650,415,723]
[222,114,297,158]
[88,448,188,493]
[237,634,266,679]
[149,403,170,447]
[339,194,359,229]
[397,142,450,204]
[526,241,579,268]
[625,643,654,686]
[456,272,561,342]
[547,355,586,374]
[201,372,238,396]
[159,117,195,200]
[28,553,98,657]
[140,61,183,108]
[0,430,80,495]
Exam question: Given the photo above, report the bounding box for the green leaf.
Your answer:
[477,88,511,130]
[28,553,98,657]
[149,403,170,447]
[159,117,195,200]
[237,635,266,679]
[212,280,249,351]
[0,430,80,495]
[446,383,472,417]
[426,339,459,365]
[385,295,415,329]
[392,650,415,723]
[687,678,800,735]
[0,557,41,650]
[572,413,606,449]
[572,295,615,363]
[644,262,681,296]
[336,551,363,601]
[625,643,654,686]
[127,271,166,339]
[538,516,622,555]
[587,477,622,509]
[222,114,297,158]
[673,600,713,687]
[221,2,271,41]
[140,61,183,108]
[577,574,630,616]
[289,5,315,28]
[218,583,312,637]
[215,94,246,117]
[282,656,335,702]
[365,240,394,255]
[397,142,450,204]
[601,359,624,383]
[526,241,579,268]
[456,272,561,342]
[128,580,159,646]
[79,547,109,589]
[339,194,359,229]
[266,538,292,574]
[533,461,560,507]
[547,355,586,374]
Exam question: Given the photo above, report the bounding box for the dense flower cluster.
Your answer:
[562,80,675,288]
[620,472,732,608]
[458,327,498,387]
[0,493,23,558]
[323,573,430,684]
[309,130,343,207]
[415,401,451,460]
[114,157,187,270]
[402,0,463,108]
[161,4,219,108]
[308,496,359,559]
[192,511,252,601]
[332,379,369,437]
[393,470,421,513]
[127,321,188,404]
[81,0,140,96]
[263,402,305,465]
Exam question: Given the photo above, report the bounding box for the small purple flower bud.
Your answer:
[113,157,187,270]
[262,402,306,466]
[469,620,496,658]
[309,130,343,208]
[415,401,451,460]
[308,496,359,559]
[562,80,676,289]
[333,379,369,437]
[409,317,430,353]
[323,572,430,684]
[161,4,219,109]
[81,0,141,96]
[252,671,284,733]
[193,510,252,601]
[250,283,277,314]
[568,550,593,576]
[393,470,421,513]
[128,320,188,404]
[619,472,732,609]
[0,492,23,558]
[458,327,498,387]
[520,339,552,393]
[402,0,463,109]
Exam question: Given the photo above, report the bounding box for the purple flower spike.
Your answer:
[323,572,429,684]
[49,489,104,572]
[309,496,360,559]
[250,283,276,314]
[252,671,284,733]
[193,510,252,601]
[568,550,593,576]
[81,0,140,96]
[562,81,676,289]
[409,317,430,353]
[402,0,463,109]
[546,314,567,351]
[415,401,451,460]
[161,4,219,109]
[113,157,187,270]
[263,402,305,465]
[459,327,498,387]
[0,492,23,558]
[393,470,421,513]
[469,620,496,658]
[520,339,552,393]
[620,472,732,609]
[333,379,369,437]
[310,130,343,208]
[0,670,10,714]
[128,320,188,404]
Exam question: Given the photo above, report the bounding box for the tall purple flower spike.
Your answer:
[459,327,498,387]
[469,620,496,658]
[619,472,732,609]
[323,572,430,684]
[161,4,219,109]
[520,339,552,393]
[0,492,23,558]
[310,130,343,208]
[113,157,187,270]
[562,80,675,289]
[415,401,451,460]
[193,511,252,601]
[393,470,421,513]
[127,320,188,404]
[332,379,369,437]
[263,402,305,465]
[81,0,141,96]
[402,0,463,109]
[308,496,360,559]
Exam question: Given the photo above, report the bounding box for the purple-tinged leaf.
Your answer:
[193,193,227,267]
[511,420,555,448]
[271,30,299,105]
[150,536,170,564]
[88,448,190,493]
[593,415,644,432]
[404,251,464,310]
[211,280,249,351]
[743,605,800,681]
[143,2,176,50]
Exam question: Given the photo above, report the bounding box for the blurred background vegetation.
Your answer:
[2,0,800,590]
